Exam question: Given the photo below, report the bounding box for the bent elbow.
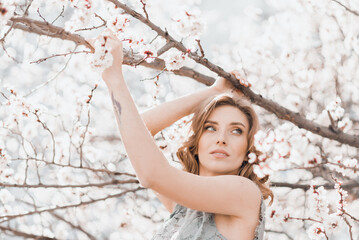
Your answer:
[138,177,152,189]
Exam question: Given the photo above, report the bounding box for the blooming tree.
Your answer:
[0,0,358,239]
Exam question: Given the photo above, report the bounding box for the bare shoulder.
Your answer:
[230,176,262,218]
[149,166,262,217]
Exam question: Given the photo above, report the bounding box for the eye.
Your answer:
[204,125,215,131]
[232,128,243,134]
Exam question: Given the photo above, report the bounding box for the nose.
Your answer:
[216,131,227,145]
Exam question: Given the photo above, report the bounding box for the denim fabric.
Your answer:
[152,196,266,240]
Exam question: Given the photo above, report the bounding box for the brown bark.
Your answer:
[6,15,359,148]
[107,0,359,148]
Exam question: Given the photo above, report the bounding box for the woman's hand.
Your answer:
[88,30,124,88]
[104,34,124,68]
[210,70,250,97]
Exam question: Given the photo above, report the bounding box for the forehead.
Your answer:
[206,105,249,128]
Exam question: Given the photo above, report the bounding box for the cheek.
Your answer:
[234,138,248,156]
[198,133,209,146]
[197,137,205,153]
[197,134,212,155]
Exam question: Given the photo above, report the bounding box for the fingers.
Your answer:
[92,30,122,49]
[103,30,123,47]
[230,70,251,87]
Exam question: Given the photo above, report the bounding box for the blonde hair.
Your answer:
[176,94,273,204]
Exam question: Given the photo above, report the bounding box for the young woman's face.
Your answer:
[197,105,249,176]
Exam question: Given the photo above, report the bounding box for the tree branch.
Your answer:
[6,14,359,148]
[50,211,96,240]
[270,181,359,191]
[108,0,359,148]
[0,225,56,239]
[123,51,215,85]
[11,157,136,177]
[0,179,139,188]
[0,187,144,223]
[8,16,95,52]
[157,41,175,56]
[331,0,359,17]
[265,230,294,240]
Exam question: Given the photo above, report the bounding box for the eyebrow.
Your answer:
[205,120,246,128]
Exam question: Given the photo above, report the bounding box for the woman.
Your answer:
[98,33,273,240]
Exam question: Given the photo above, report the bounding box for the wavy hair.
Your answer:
[176,94,273,204]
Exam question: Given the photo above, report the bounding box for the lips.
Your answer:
[210,149,229,157]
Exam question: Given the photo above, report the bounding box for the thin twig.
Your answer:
[270,181,359,191]
[140,0,149,20]
[24,46,78,97]
[33,110,56,163]
[0,42,20,63]
[30,50,91,64]
[7,13,359,148]
[50,211,96,240]
[0,187,144,223]
[140,67,166,81]
[195,39,205,58]
[11,156,136,177]
[327,110,339,133]
[0,179,139,188]
[51,5,65,25]
[107,0,359,148]
[0,226,56,240]
[36,8,47,22]
[75,13,107,32]
[331,0,359,16]
[75,14,107,32]
[343,217,354,240]
[23,0,34,16]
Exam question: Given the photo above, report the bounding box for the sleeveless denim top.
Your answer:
[152,196,266,240]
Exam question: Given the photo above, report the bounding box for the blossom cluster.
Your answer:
[106,14,130,34]
[171,8,206,39]
[163,49,187,71]
[65,0,95,33]
[0,146,12,183]
[2,87,39,129]
[328,156,358,178]
[1,0,359,238]
[325,97,344,121]
[87,32,114,73]
[305,186,342,239]
[0,1,15,30]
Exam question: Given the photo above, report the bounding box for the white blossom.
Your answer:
[0,168,14,183]
[138,43,158,63]
[164,49,187,71]
[87,33,114,73]
[248,152,257,163]
[308,186,329,218]
[171,8,206,39]
[106,14,130,33]
[0,189,15,204]
[307,223,327,240]
[334,180,349,215]
[322,213,341,235]
[325,97,344,121]
[1,0,359,238]
[0,1,15,29]
[65,0,95,33]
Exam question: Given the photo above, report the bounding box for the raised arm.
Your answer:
[99,34,260,220]
[141,72,246,137]
[141,88,217,137]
